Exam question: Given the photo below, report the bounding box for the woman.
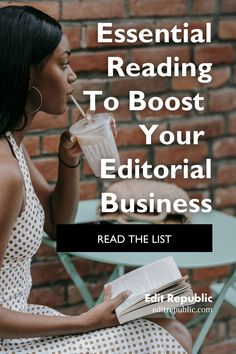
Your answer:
[0,5,192,354]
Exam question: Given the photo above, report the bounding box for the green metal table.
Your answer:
[43,199,236,354]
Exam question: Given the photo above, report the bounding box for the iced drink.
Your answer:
[70,113,120,177]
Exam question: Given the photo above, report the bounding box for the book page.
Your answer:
[105,256,182,313]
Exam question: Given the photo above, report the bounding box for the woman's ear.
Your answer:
[29,66,38,89]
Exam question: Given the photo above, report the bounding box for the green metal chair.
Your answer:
[211,281,236,308]
[43,199,236,354]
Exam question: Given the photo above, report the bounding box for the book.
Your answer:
[105,256,195,324]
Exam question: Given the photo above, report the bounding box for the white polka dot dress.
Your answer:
[0,132,187,354]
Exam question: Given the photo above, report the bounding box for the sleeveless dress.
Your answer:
[0,132,187,354]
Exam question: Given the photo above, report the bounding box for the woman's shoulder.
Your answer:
[0,139,24,188]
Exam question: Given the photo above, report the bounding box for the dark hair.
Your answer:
[0,5,62,135]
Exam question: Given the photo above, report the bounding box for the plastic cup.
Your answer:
[69,113,120,177]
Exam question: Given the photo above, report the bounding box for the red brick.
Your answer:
[67,284,83,304]
[72,258,94,277]
[135,92,199,121]
[131,46,190,66]
[112,100,132,122]
[187,19,214,36]
[70,50,127,73]
[80,181,97,200]
[228,115,236,133]
[42,135,60,154]
[172,76,201,91]
[213,137,236,158]
[217,165,236,185]
[32,261,69,285]
[190,322,226,344]
[96,100,132,122]
[154,142,208,165]
[82,158,93,177]
[195,44,234,65]
[85,23,155,48]
[23,135,40,157]
[87,280,106,300]
[119,149,148,165]
[29,111,69,132]
[192,266,231,281]
[71,99,132,124]
[72,79,106,103]
[206,67,231,89]
[85,21,202,48]
[209,89,236,112]
[172,67,230,91]
[129,0,186,17]
[35,243,57,259]
[214,186,236,208]
[34,158,58,182]
[62,0,124,20]
[201,340,236,354]
[164,173,211,190]
[63,26,81,49]
[109,76,168,98]
[116,125,148,147]
[191,0,217,14]
[94,262,115,273]
[192,283,211,296]
[71,104,89,124]
[175,311,195,324]
[136,99,191,121]
[32,259,93,286]
[216,302,236,320]
[170,116,225,139]
[0,2,60,19]
[29,286,65,307]
[67,280,105,304]
[229,318,236,338]
[221,0,236,13]
[219,20,236,39]
[188,191,210,201]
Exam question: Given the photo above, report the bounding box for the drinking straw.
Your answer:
[69,94,87,119]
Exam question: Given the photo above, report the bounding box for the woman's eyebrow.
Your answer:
[61,50,71,57]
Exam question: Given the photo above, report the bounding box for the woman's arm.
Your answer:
[0,158,25,266]
[0,287,131,339]
[23,131,82,238]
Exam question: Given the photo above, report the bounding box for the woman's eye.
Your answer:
[62,62,70,70]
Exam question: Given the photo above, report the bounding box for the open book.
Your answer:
[105,256,195,324]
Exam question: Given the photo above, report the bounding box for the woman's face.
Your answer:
[31,34,77,115]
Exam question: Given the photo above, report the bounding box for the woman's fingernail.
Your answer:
[70,136,74,143]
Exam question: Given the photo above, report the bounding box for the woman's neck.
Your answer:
[11,113,36,146]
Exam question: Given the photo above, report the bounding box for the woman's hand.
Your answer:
[58,131,82,167]
[58,111,117,167]
[109,113,117,138]
[80,285,131,332]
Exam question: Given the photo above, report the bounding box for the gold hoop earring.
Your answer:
[26,85,43,114]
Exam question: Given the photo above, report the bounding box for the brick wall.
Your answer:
[2,1,236,352]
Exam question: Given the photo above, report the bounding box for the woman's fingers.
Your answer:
[109,113,117,138]
[60,131,78,149]
[111,290,132,308]
[103,285,112,301]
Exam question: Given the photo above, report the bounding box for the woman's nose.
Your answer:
[68,67,77,84]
